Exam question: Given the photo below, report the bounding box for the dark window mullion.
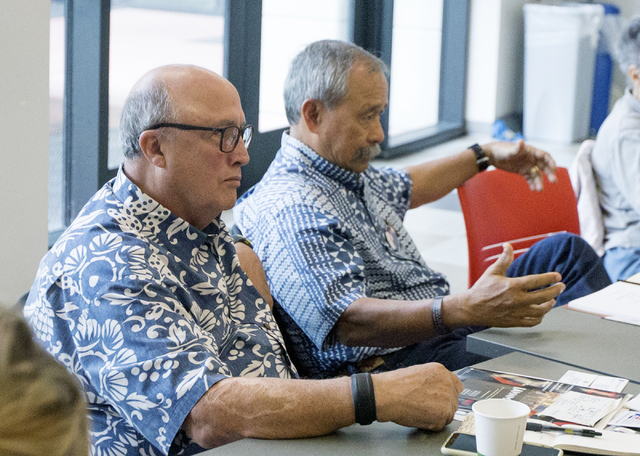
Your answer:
[352,0,394,150]
[64,0,110,225]
[226,0,286,196]
[439,0,470,126]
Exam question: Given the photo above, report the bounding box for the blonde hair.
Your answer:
[0,308,88,456]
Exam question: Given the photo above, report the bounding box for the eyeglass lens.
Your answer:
[221,126,252,152]
[242,126,253,149]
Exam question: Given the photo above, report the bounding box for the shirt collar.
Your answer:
[624,87,640,113]
[111,166,226,257]
[280,131,365,193]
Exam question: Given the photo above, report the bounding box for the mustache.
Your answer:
[354,144,382,162]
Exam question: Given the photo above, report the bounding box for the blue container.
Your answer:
[590,3,620,136]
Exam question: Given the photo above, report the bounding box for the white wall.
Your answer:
[466,0,531,130]
[0,0,50,307]
[466,0,501,128]
[466,0,640,132]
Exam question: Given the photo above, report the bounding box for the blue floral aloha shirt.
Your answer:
[233,132,449,378]
[24,167,297,456]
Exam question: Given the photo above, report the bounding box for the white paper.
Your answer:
[604,315,640,327]
[591,376,629,393]
[540,391,621,426]
[624,395,640,412]
[558,370,598,388]
[568,281,640,319]
[609,409,640,429]
[557,370,628,393]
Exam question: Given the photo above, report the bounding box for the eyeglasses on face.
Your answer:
[143,123,253,153]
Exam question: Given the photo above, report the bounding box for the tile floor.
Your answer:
[223,134,583,296]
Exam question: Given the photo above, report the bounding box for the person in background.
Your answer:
[591,16,640,282]
[0,307,88,456]
[233,39,611,379]
[24,64,464,456]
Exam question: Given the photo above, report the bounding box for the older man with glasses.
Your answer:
[24,64,467,456]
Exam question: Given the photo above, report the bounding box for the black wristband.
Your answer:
[470,143,490,172]
[431,296,451,335]
[351,372,377,425]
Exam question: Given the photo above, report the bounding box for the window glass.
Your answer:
[108,1,226,169]
[49,0,65,233]
[258,0,351,132]
[388,0,443,140]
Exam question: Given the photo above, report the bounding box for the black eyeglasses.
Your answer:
[144,123,253,153]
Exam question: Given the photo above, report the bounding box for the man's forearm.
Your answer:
[333,249,564,348]
[183,376,354,448]
[183,363,463,449]
[405,148,480,209]
[334,296,446,347]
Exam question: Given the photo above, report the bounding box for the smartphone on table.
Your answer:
[441,432,563,456]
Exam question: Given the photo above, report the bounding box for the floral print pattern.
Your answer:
[25,167,297,456]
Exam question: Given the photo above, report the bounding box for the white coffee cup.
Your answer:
[472,398,530,456]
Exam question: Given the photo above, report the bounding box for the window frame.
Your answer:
[56,0,470,240]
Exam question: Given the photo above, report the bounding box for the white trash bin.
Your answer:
[523,3,604,144]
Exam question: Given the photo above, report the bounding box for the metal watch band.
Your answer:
[431,296,451,335]
[470,143,490,172]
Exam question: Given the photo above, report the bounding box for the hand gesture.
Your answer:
[484,140,557,191]
[464,243,564,327]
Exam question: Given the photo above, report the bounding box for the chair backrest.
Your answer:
[458,167,580,288]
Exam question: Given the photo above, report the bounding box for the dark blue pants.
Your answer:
[374,233,611,373]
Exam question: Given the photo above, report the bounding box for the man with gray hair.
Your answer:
[590,16,640,282]
[25,64,467,455]
[234,40,610,379]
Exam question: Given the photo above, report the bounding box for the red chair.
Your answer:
[457,167,580,288]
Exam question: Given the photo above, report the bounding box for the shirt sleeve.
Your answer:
[613,132,640,216]
[258,204,367,350]
[44,276,230,455]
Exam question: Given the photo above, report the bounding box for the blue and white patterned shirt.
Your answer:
[234,133,449,378]
[25,167,297,456]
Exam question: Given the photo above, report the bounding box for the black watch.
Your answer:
[469,143,490,172]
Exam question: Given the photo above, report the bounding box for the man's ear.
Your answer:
[629,65,640,83]
[300,99,324,134]
[138,131,166,168]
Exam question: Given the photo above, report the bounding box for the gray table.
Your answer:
[200,352,640,455]
[467,306,639,383]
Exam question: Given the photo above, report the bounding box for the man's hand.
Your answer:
[483,140,557,191]
[373,363,463,430]
[452,243,564,327]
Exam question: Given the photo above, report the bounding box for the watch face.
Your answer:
[477,157,490,171]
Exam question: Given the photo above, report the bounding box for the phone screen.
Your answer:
[443,433,562,456]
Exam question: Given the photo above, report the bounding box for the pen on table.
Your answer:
[526,422,602,437]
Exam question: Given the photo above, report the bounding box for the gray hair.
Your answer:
[616,16,640,77]
[284,40,389,125]
[119,79,175,159]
